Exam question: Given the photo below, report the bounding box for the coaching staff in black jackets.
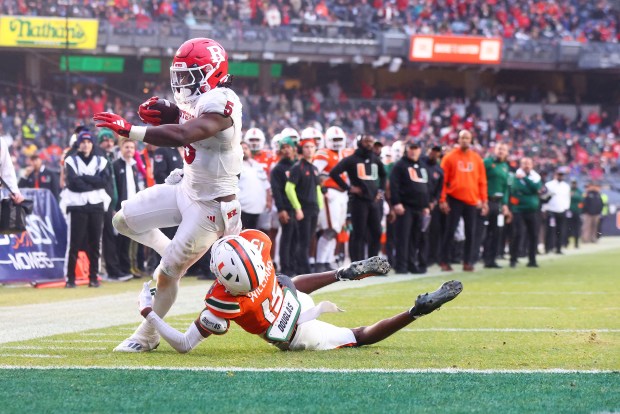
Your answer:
[19,153,60,199]
[390,140,432,274]
[330,134,386,261]
[270,135,299,275]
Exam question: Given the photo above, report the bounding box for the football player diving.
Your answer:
[136,229,463,352]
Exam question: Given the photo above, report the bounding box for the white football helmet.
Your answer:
[380,145,393,165]
[391,140,404,161]
[301,127,324,149]
[210,236,267,296]
[243,128,266,152]
[270,133,282,151]
[280,127,300,144]
[325,126,347,151]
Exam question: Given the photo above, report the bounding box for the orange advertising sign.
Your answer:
[409,35,502,64]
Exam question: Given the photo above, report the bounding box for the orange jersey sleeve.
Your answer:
[314,148,346,190]
[253,150,275,174]
[205,263,283,335]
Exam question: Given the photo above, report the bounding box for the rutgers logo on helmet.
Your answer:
[243,128,266,152]
[210,236,267,296]
[170,38,229,106]
[325,126,347,151]
[301,127,324,149]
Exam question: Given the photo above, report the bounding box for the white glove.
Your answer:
[138,281,155,316]
[165,168,184,185]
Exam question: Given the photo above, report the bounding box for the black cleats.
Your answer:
[410,280,463,317]
[335,256,391,281]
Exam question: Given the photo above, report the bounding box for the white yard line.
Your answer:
[1,238,619,345]
[0,365,615,374]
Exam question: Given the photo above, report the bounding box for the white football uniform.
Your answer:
[120,87,243,279]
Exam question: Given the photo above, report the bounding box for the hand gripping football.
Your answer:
[139,97,180,125]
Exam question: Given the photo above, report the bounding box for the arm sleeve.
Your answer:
[0,139,20,194]
[285,181,302,210]
[316,185,324,210]
[145,312,206,353]
[389,164,402,205]
[377,159,387,191]
[329,158,350,191]
[478,157,488,202]
[439,156,451,203]
[270,169,287,211]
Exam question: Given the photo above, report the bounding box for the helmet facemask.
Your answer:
[170,62,219,106]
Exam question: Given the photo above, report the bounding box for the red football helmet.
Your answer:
[170,38,229,105]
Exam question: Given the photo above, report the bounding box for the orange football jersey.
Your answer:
[252,150,276,174]
[204,229,284,336]
[314,148,347,190]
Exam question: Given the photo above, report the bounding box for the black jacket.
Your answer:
[271,158,295,212]
[153,147,183,184]
[64,151,110,213]
[19,166,60,199]
[287,158,321,214]
[113,159,140,211]
[329,147,386,201]
[421,155,444,204]
[390,156,431,209]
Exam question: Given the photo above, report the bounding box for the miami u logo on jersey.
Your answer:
[408,167,428,183]
[457,161,474,172]
[356,163,379,181]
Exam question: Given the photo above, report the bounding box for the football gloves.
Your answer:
[93,112,132,138]
[138,96,163,126]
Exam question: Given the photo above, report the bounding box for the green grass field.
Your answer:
[1,244,619,413]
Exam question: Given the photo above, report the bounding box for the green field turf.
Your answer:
[1,246,619,412]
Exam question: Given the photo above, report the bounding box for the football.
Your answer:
[149,98,180,125]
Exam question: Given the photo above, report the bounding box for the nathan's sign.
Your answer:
[409,35,502,65]
[0,15,98,49]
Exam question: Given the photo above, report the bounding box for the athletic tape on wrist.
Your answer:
[129,126,147,142]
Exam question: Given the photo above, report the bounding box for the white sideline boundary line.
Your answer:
[0,365,616,374]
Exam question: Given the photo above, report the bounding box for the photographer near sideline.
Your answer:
[60,131,111,288]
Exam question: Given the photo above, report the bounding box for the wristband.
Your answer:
[129,126,147,142]
[140,306,153,318]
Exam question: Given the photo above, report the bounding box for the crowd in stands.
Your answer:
[2,0,619,43]
[1,79,619,183]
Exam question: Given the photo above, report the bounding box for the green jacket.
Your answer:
[484,157,510,205]
[509,172,542,212]
[570,187,583,213]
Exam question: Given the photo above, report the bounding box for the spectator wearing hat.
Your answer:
[566,179,583,248]
[18,153,60,200]
[285,137,323,274]
[330,134,386,262]
[542,167,571,254]
[421,144,444,268]
[438,130,488,272]
[270,135,299,275]
[581,181,604,243]
[389,140,432,274]
[482,142,511,269]
[61,130,111,288]
[509,157,542,268]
